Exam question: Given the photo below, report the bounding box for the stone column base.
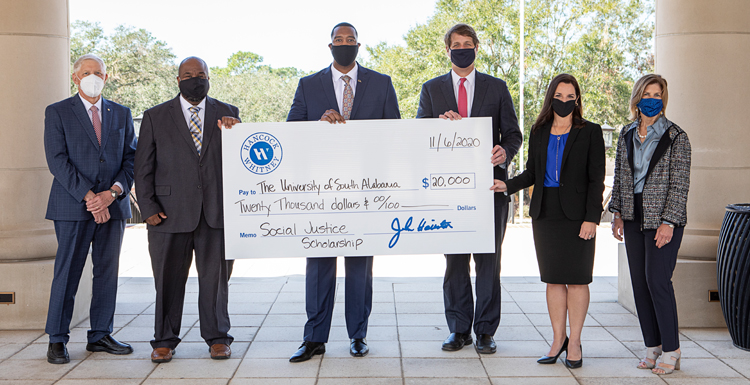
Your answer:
[0,255,92,330]
[618,243,726,327]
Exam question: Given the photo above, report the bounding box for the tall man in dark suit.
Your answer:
[287,22,401,362]
[44,54,136,364]
[416,23,523,354]
[135,57,238,363]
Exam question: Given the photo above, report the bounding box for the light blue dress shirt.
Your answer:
[631,115,668,194]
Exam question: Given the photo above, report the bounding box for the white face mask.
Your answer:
[78,74,105,98]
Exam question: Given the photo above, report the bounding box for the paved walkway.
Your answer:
[1,226,749,384]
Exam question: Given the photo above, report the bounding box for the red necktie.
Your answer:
[458,78,468,117]
[90,105,102,145]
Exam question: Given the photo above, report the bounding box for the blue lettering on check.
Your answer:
[389,217,453,248]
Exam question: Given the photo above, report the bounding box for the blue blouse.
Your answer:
[544,132,569,187]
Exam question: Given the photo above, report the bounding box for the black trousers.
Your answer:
[148,213,233,349]
[443,194,508,335]
[624,193,684,352]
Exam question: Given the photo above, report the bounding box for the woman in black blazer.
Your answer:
[492,74,605,368]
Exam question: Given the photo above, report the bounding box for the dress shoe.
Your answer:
[350,338,369,357]
[47,342,70,364]
[209,343,231,359]
[151,347,174,363]
[564,344,583,369]
[86,335,133,355]
[475,334,497,354]
[538,336,568,364]
[441,332,472,351]
[289,341,325,363]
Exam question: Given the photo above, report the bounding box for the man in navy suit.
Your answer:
[287,22,401,362]
[43,54,136,364]
[135,57,238,363]
[417,23,523,354]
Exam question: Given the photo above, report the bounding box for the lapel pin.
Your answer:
[107,108,110,111]
[358,79,361,83]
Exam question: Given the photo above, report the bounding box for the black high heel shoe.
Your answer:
[564,344,583,369]
[537,336,568,364]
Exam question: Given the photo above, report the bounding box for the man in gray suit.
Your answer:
[134,57,238,363]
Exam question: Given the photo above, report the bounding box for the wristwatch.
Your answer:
[109,188,118,199]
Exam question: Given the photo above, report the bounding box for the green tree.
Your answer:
[70,21,178,117]
[366,0,654,161]
[209,53,308,123]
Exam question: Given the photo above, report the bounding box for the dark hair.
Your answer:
[331,22,358,39]
[444,23,479,47]
[532,73,585,132]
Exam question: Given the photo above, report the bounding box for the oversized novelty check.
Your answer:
[221,118,496,258]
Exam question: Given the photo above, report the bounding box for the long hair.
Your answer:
[531,73,585,133]
[629,74,668,121]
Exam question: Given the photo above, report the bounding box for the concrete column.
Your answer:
[644,0,750,327]
[656,0,750,259]
[0,0,92,329]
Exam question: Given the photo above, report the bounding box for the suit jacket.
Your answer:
[134,95,240,233]
[608,119,690,229]
[287,63,400,121]
[505,121,606,224]
[416,71,523,181]
[44,94,136,221]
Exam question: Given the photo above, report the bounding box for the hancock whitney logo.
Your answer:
[240,132,283,175]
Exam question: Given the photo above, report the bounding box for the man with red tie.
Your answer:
[416,23,523,354]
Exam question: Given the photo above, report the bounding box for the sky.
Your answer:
[70,0,439,72]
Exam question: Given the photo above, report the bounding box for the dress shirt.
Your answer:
[450,68,476,117]
[179,95,206,145]
[631,115,668,194]
[79,93,124,196]
[331,62,359,114]
[544,132,569,187]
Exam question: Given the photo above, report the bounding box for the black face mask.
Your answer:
[450,48,476,69]
[551,98,576,118]
[179,77,210,103]
[331,45,359,67]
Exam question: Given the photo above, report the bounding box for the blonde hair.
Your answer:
[629,74,668,121]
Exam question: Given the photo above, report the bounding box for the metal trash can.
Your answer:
[717,203,750,350]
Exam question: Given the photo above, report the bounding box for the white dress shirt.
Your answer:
[78,93,125,195]
[179,95,206,144]
[451,68,476,117]
[331,62,359,114]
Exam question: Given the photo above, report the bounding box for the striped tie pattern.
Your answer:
[188,106,202,155]
[341,75,353,120]
[90,105,101,145]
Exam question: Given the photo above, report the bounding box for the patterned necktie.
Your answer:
[188,106,202,155]
[90,105,102,145]
[341,75,353,120]
[458,77,468,118]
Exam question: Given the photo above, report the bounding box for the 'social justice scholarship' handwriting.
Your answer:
[258,220,363,251]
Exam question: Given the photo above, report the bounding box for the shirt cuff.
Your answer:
[497,163,507,169]
[113,182,125,196]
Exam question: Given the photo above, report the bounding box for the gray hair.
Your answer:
[73,54,107,75]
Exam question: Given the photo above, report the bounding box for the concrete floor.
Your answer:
[1,225,748,384]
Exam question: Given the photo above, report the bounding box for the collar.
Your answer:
[451,68,476,86]
[629,115,668,136]
[78,93,102,112]
[331,62,359,83]
[179,95,206,111]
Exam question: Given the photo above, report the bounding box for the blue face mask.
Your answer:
[637,98,663,118]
